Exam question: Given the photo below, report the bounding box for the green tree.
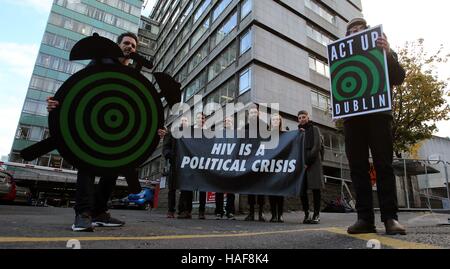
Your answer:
[392,39,450,157]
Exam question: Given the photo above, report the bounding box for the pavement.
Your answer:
[0,205,449,249]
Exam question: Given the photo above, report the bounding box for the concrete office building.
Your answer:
[9,0,144,168]
[139,0,363,210]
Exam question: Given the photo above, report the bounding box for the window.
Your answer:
[174,43,189,67]
[188,42,209,73]
[306,24,334,46]
[304,0,336,24]
[194,0,211,23]
[16,126,31,140]
[239,68,252,94]
[185,71,207,101]
[38,155,50,167]
[241,0,252,20]
[191,18,210,48]
[42,32,76,51]
[206,78,236,106]
[49,155,63,168]
[29,126,44,141]
[48,12,117,41]
[56,0,138,32]
[208,42,237,82]
[212,0,233,22]
[309,56,330,78]
[176,64,189,83]
[311,90,331,111]
[23,99,48,116]
[30,75,63,93]
[210,12,237,49]
[240,29,252,54]
[37,53,85,74]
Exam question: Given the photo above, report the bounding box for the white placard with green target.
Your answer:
[327,25,391,119]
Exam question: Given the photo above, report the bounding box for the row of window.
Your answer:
[16,125,50,142]
[304,0,336,25]
[49,12,117,42]
[306,24,334,47]
[97,0,142,17]
[42,32,77,52]
[22,99,48,117]
[29,75,64,94]
[36,52,85,75]
[55,0,139,33]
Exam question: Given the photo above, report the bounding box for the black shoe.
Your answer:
[310,214,320,224]
[270,215,278,223]
[215,213,223,220]
[384,219,406,235]
[277,215,284,223]
[347,219,377,234]
[72,212,94,232]
[92,212,125,227]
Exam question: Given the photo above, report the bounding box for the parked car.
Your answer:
[0,170,16,202]
[110,188,154,210]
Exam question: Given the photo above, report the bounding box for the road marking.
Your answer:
[0,228,332,243]
[326,227,441,249]
[0,227,442,249]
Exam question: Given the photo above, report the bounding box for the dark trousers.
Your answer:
[300,176,321,215]
[344,115,398,223]
[74,170,117,216]
[269,196,284,216]
[248,195,265,208]
[178,191,193,213]
[215,193,236,215]
[167,173,176,213]
[167,189,176,213]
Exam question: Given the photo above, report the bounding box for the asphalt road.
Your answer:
[0,205,449,250]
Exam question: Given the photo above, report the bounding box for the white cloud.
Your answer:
[0,43,39,156]
[4,0,53,13]
[0,96,26,157]
[0,43,39,78]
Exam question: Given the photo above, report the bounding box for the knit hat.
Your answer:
[346,17,367,31]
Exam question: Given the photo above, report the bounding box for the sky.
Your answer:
[0,0,449,158]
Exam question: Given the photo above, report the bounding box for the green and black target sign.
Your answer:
[327,25,391,119]
[20,34,180,176]
[50,65,162,175]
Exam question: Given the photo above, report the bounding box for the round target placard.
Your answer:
[331,50,387,102]
[327,25,392,119]
[49,64,163,176]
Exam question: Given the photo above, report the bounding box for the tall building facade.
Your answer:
[139,0,363,183]
[9,0,144,168]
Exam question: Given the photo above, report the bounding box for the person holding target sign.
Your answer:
[46,32,167,232]
[342,18,407,235]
